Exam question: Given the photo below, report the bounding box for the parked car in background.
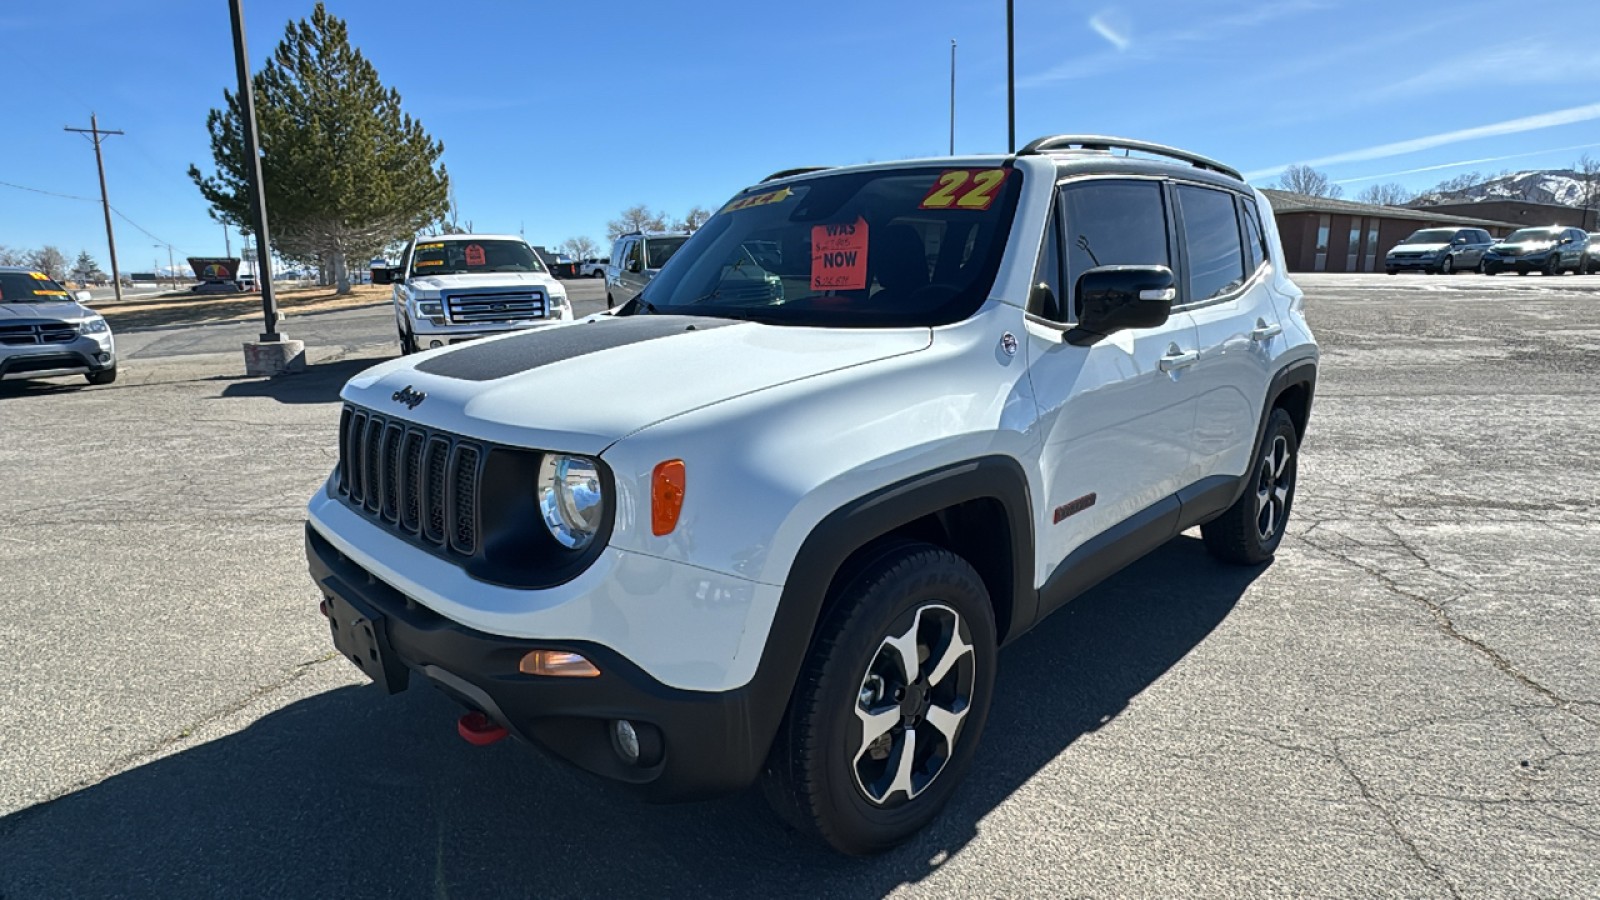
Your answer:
[0,266,117,385]
[578,257,609,278]
[1384,227,1494,275]
[375,234,572,354]
[604,232,691,308]
[1586,233,1600,274]
[1481,227,1590,276]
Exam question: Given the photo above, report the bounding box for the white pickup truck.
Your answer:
[375,234,572,354]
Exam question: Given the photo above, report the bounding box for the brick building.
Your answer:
[1263,190,1517,273]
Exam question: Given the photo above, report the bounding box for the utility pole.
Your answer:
[950,39,957,156]
[166,245,177,289]
[1006,0,1016,154]
[223,223,232,258]
[64,114,125,304]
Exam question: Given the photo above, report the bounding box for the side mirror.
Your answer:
[1453,236,1467,245]
[371,267,393,285]
[626,259,642,274]
[73,290,94,305]
[1065,265,1175,347]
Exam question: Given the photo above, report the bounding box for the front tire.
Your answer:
[1202,408,1299,565]
[1440,255,1455,274]
[1544,255,1560,276]
[763,541,997,855]
[398,319,414,355]
[84,366,117,386]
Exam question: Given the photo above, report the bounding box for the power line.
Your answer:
[0,179,98,203]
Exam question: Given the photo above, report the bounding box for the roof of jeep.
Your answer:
[744,139,1251,196]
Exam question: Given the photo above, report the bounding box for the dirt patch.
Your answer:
[97,284,389,331]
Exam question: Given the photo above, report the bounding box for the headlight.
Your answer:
[416,299,444,317]
[538,454,605,549]
[549,292,570,316]
[78,316,108,334]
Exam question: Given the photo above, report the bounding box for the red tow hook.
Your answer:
[457,711,509,746]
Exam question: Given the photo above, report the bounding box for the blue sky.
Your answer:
[3,0,1597,270]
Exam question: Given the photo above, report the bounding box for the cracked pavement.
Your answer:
[0,273,1595,897]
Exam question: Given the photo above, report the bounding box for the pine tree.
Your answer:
[72,250,99,281]
[188,3,449,293]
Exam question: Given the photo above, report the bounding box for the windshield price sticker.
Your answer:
[34,289,67,296]
[29,271,49,280]
[811,217,869,291]
[919,169,1010,211]
[464,244,486,266]
[414,258,443,267]
[723,186,793,214]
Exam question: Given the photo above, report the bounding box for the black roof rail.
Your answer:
[1018,134,1243,182]
[760,166,832,184]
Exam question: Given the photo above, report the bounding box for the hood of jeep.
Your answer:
[341,314,931,454]
[405,272,560,293]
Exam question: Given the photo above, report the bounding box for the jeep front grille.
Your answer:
[445,290,546,324]
[336,405,481,556]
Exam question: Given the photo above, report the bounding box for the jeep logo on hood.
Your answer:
[391,385,427,409]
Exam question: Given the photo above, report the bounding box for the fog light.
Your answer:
[518,649,600,678]
[97,353,111,362]
[429,340,443,349]
[611,719,640,764]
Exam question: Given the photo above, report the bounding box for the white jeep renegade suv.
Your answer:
[307,136,1317,854]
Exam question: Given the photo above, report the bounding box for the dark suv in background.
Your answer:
[1482,227,1590,276]
[1384,227,1494,274]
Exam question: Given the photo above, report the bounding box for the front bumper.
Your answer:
[305,523,775,801]
[0,336,116,381]
[1482,252,1551,272]
[1385,255,1444,271]
[408,316,568,351]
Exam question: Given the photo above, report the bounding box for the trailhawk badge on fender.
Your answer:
[392,385,426,409]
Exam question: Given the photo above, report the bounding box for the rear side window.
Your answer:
[1177,185,1245,302]
[1060,180,1170,317]
[1240,198,1267,274]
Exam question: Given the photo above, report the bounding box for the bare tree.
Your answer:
[607,204,668,240]
[561,236,599,260]
[1425,171,1487,200]
[1276,164,1343,199]
[0,245,27,266]
[28,246,68,281]
[1575,153,1600,230]
[680,205,711,233]
[1356,183,1414,206]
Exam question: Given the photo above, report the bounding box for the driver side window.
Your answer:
[1061,180,1171,318]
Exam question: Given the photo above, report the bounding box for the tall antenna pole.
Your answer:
[1006,0,1016,153]
[949,40,957,156]
[63,114,125,304]
[229,0,281,342]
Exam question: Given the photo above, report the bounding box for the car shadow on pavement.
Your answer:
[217,356,388,405]
[0,535,1259,899]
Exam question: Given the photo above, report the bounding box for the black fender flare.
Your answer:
[1225,356,1317,510]
[734,456,1036,770]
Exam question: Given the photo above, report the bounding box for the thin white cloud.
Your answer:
[1244,103,1600,181]
[1370,39,1600,101]
[1021,0,1328,87]
[1088,9,1131,52]
[1333,142,1600,185]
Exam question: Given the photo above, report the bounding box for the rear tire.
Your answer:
[84,366,117,386]
[762,541,997,855]
[1202,408,1299,565]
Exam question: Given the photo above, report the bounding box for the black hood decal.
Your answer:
[413,315,741,382]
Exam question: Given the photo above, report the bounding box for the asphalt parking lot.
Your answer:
[1,272,1596,898]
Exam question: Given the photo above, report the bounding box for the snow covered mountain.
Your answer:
[1411,169,1594,207]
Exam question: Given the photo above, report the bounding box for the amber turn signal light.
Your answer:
[518,650,601,678]
[652,459,686,536]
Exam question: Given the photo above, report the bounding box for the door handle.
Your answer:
[1159,350,1198,371]
[1251,322,1282,342]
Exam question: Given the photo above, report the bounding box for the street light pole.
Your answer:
[950,39,957,156]
[1006,0,1015,154]
[228,0,280,342]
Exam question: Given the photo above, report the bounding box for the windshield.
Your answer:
[0,272,73,304]
[634,166,1022,327]
[409,239,545,276]
[646,236,688,269]
[1505,228,1561,243]
[1401,229,1455,244]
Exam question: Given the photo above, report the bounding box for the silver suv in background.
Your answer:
[604,232,690,309]
[1384,227,1494,274]
[0,267,117,386]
